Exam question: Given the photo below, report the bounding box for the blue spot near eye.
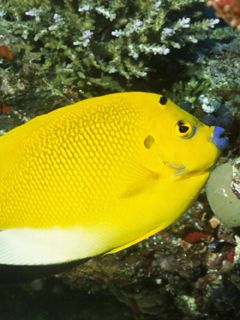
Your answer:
[211,126,229,150]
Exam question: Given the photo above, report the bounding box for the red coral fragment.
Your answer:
[208,0,240,28]
[227,249,235,263]
[0,45,14,60]
[184,231,212,244]
[0,104,13,114]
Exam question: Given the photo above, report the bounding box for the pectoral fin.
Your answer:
[120,164,159,198]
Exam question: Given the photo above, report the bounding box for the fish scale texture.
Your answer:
[0,98,140,229]
[0,92,221,263]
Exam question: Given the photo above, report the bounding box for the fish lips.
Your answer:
[211,126,229,150]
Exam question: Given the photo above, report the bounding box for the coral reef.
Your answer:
[0,1,240,320]
[208,0,240,28]
[60,198,240,319]
[168,28,240,134]
[0,0,221,116]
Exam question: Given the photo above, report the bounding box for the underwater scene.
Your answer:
[0,0,240,319]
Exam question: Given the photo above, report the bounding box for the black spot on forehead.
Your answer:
[159,96,168,105]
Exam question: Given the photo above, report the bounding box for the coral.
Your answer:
[168,28,240,134]
[208,0,240,28]
[206,158,240,227]
[60,199,240,319]
[0,0,221,117]
[0,2,239,320]
[232,158,240,198]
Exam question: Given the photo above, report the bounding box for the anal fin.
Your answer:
[0,259,86,285]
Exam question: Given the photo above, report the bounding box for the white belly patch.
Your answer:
[0,226,114,265]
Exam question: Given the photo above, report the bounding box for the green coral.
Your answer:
[168,28,240,116]
[0,0,221,115]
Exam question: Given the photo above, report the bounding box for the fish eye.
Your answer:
[175,120,196,139]
[159,96,168,105]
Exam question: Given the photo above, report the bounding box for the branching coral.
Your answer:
[0,0,221,115]
[167,28,239,131]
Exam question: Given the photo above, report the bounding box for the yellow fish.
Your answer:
[0,92,227,266]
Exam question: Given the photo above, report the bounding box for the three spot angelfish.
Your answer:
[0,92,228,277]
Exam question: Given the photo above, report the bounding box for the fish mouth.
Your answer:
[211,126,229,150]
[163,161,187,176]
[163,161,213,178]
